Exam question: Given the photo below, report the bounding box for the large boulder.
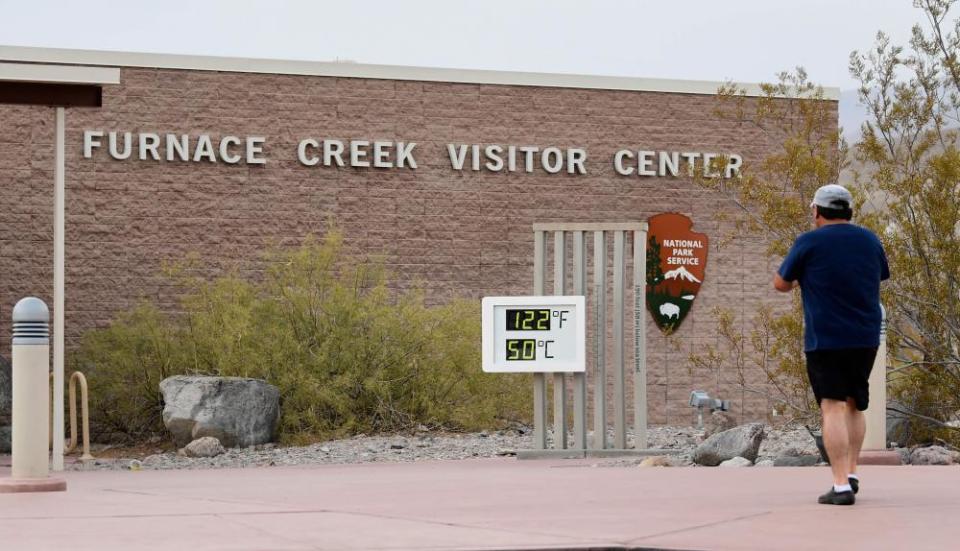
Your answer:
[159,376,279,448]
[0,354,10,453]
[693,423,765,466]
[909,445,955,466]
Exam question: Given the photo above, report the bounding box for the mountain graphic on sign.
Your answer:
[663,266,701,283]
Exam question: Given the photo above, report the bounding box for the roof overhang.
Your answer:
[0,61,119,85]
[0,45,840,100]
[0,61,119,107]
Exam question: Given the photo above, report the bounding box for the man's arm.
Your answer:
[775,236,804,292]
[773,274,798,292]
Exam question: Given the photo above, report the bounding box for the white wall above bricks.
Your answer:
[0,45,841,100]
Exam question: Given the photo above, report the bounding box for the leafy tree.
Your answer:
[689,70,843,424]
[850,0,960,444]
[692,0,960,443]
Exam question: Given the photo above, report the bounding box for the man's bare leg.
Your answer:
[821,399,851,486]
[845,397,866,477]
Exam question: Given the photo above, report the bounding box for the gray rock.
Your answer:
[909,445,955,466]
[755,459,775,467]
[774,454,819,467]
[778,446,804,457]
[703,411,737,439]
[693,423,765,466]
[160,375,279,448]
[0,354,10,453]
[719,456,753,467]
[774,446,821,467]
[895,447,911,464]
[184,436,226,458]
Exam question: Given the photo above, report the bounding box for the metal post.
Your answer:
[52,107,66,472]
[633,224,649,449]
[592,231,607,450]
[1,297,66,493]
[532,231,548,449]
[552,231,567,449]
[612,231,626,449]
[572,231,588,449]
[529,222,655,458]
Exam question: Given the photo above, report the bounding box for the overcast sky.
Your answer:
[0,0,924,90]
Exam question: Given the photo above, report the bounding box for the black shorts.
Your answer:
[805,347,878,411]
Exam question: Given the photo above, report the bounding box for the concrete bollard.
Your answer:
[0,297,66,493]
[863,305,887,450]
[859,304,901,464]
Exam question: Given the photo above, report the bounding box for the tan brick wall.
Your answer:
[0,67,837,425]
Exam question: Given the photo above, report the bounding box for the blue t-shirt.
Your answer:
[777,223,890,351]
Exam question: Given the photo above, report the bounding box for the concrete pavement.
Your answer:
[0,457,957,550]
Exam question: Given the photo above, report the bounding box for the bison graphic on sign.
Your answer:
[646,213,708,334]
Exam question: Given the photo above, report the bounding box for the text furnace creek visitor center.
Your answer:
[0,46,839,425]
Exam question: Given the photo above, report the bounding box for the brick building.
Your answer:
[0,47,839,425]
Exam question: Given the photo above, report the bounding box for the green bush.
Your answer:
[72,232,531,444]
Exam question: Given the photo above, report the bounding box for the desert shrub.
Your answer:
[73,303,183,440]
[72,231,531,443]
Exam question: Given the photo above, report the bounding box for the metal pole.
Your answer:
[612,230,626,449]
[532,230,548,449]
[633,224,649,449]
[572,231,587,449]
[52,107,65,472]
[592,231,607,450]
[552,231,567,449]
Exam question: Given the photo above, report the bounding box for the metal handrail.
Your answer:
[66,372,93,461]
[49,371,94,461]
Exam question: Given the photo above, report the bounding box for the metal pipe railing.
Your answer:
[49,371,94,461]
[65,371,94,461]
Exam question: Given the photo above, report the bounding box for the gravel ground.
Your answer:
[68,424,829,471]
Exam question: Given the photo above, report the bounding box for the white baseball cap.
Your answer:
[810,184,853,209]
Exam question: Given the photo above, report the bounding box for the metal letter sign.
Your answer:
[646,213,708,334]
[482,296,585,373]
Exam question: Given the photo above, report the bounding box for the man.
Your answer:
[773,183,889,506]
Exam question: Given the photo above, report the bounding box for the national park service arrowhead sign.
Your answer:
[646,213,708,334]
